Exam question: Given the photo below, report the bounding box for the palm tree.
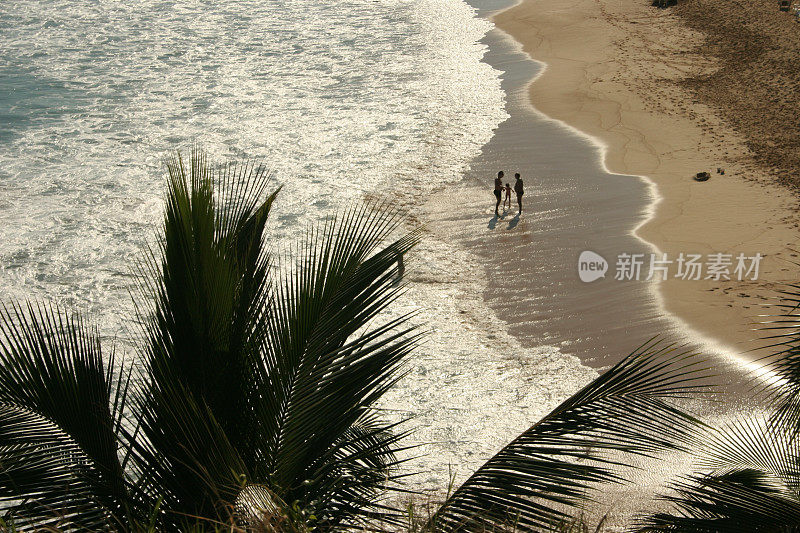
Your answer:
[0,149,420,530]
[0,149,716,531]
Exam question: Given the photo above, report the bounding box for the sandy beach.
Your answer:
[492,0,800,359]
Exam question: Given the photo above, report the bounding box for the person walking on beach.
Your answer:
[514,172,524,215]
[494,171,504,216]
[503,182,512,210]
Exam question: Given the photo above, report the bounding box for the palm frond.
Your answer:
[140,148,277,434]
[637,470,800,532]
[128,149,278,521]
[695,416,800,492]
[128,149,420,529]
[260,204,421,529]
[632,284,800,531]
[126,377,251,525]
[754,284,800,433]
[429,340,712,532]
[0,303,130,529]
[636,411,800,531]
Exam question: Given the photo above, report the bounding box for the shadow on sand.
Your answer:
[489,210,522,230]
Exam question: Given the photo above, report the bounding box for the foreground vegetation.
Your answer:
[1,151,800,531]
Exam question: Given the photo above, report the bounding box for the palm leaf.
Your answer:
[695,416,800,492]
[429,340,712,532]
[127,148,279,521]
[637,471,800,532]
[636,409,800,530]
[754,284,800,433]
[126,378,251,526]
[260,205,421,529]
[140,149,277,436]
[633,285,800,531]
[0,303,131,529]
[0,148,422,529]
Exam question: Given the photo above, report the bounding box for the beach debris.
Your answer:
[652,0,677,7]
[694,171,711,181]
[780,0,790,11]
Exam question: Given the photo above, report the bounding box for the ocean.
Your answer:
[0,0,598,493]
[0,0,505,333]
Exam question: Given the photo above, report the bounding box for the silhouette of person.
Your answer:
[494,171,504,216]
[513,172,524,215]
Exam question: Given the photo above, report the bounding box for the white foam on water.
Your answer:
[0,0,498,335]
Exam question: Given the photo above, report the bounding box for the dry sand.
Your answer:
[493,0,800,357]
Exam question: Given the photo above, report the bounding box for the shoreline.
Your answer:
[421,6,681,373]
[491,0,799,363]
